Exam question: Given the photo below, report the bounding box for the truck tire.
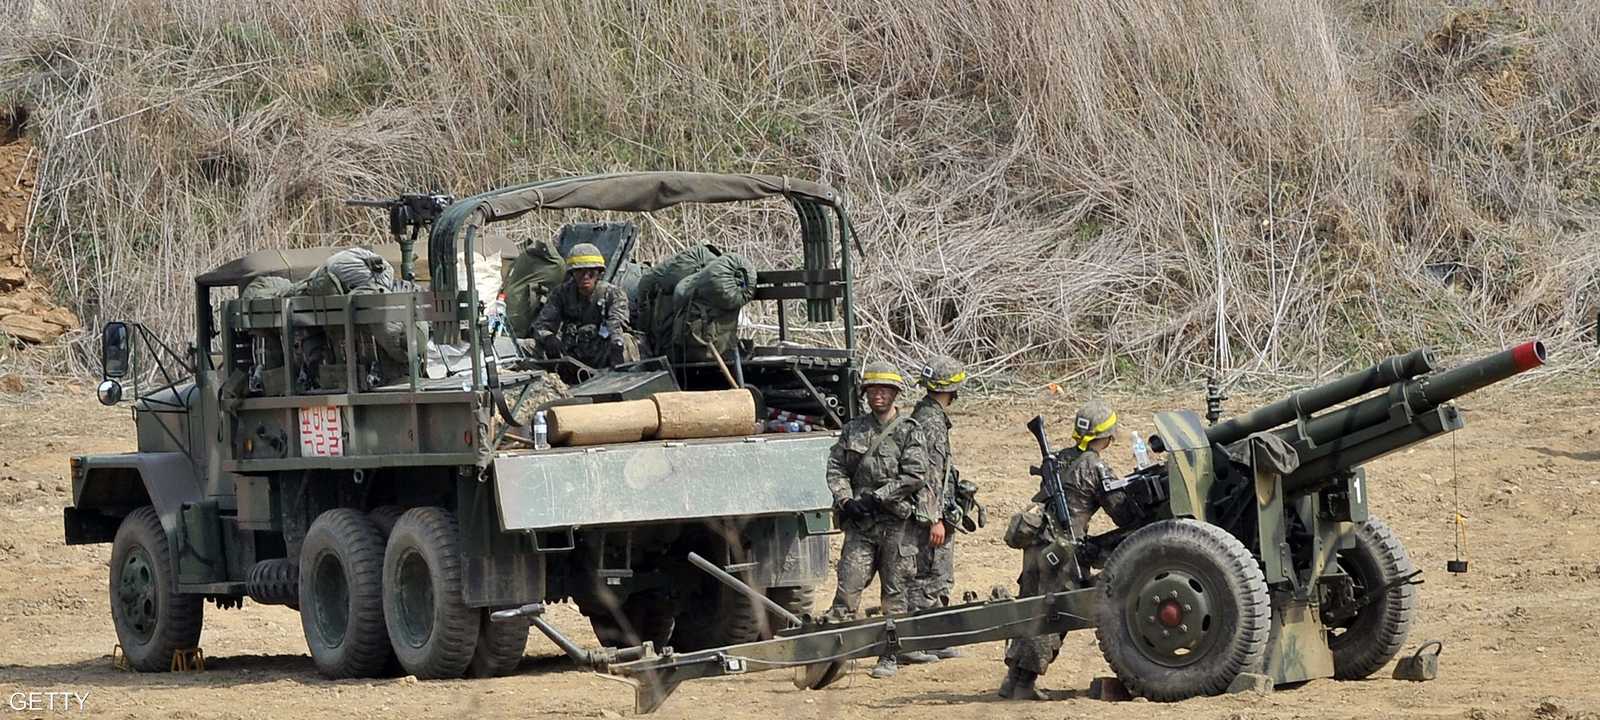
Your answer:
[1328,516,1416,679]
[383,507,479,679]
[369,505,405,538]
[670,581,761,651]
[589,591,675,649]
[109,506,204,672]
[466,608,530,678]
[299,508,393,678]
[764,585,816,632]
[1095,519,1270,701]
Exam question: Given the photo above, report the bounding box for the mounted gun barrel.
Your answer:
[1274,341,1545,494]
[1205,347,1437,446]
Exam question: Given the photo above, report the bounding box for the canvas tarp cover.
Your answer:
[477,172,839,224]
[197,234,523,288]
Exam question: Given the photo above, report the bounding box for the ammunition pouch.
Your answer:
[942,469,986,533]
[1003,504,1047,549]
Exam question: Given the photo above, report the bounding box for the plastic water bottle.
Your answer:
[1131,432,1152,469]
[486,292,508,335]
[534,410,550,450]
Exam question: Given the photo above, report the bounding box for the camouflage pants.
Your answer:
[912,531,954,612]
[825,518,918,623]
[558,327,639,368]
[1002,541,1083,674]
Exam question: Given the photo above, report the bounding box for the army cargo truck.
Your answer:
[64,172,859,679]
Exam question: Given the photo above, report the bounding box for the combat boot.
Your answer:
[998,667,1048,700]
[898,650,939,664]
[869,656,898,679]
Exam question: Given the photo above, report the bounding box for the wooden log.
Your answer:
[547,399,660,446]
[652,389,757,440]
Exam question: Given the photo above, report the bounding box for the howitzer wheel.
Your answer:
[383,507,480,679]
[109,506,204,672]
[1326,516,1416,680]
[591,591,675,649]
[467,607,530,678]
[1095,519,1270,701]
[299,509,393,678]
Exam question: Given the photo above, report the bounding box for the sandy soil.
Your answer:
[2,384,1598,719]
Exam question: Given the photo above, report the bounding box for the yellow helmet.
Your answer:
[565,242,606,272]
[860,360,905,391]
[1072,399,1119,451]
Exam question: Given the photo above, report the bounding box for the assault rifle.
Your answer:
[1026,415,1085,585]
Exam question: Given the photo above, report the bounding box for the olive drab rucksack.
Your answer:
[504,237,567,336]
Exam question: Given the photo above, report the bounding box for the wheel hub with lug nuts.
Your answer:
[1128,569,1215,667]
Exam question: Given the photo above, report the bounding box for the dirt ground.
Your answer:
[2,383,1598,719]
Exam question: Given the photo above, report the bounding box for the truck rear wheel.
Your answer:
[1095,519,1270,701]
[110,506,203,672]
[299,509,393,678]
[466,608,530,678]
[590,591,675,649]
[670,581,761,651]
[765,585,816,630]
[383,507,479,679]
[1327,516,1416,679]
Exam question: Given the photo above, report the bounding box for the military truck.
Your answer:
[64,172,860,679]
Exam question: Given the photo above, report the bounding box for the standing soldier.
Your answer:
[824,360,931,679]
[519,243,638,368]
[998,399,1121,700]
[909,355,966,658]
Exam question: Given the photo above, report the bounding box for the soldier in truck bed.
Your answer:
[517,242,638,368]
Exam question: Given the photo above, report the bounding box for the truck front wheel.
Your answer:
[109,506,203,671]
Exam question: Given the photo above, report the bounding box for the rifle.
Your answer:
[1026,415,1085,585]
[346,192,454,281]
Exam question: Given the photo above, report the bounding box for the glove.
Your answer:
[838,498,869,520]
[539,334,563,358]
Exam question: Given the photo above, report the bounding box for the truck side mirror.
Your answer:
[102,322,131,379]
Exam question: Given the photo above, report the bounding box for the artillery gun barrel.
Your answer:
[1206,347,1437,446]
[1280,341,1545,494]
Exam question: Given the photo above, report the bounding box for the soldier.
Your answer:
[824,360,931,679]
[909,355,966,659]
[998,399,1121,700]
[519,243,638,368]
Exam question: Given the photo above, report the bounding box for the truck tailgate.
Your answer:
[492,433,835,530]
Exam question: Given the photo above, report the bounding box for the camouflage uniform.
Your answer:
[531,279,636,367]
[999,399,1119,700]
[823,411,928,622]
[909,394,954,611]
[1002,446,1118,674]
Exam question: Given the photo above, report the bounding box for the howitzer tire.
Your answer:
[109,506,204,672]
[1328,516,1416,680]
[1096,519,1270,701]
[383,507,480,679]
[466,608,529,678]
[299,509,393,678]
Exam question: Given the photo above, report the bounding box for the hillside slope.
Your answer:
[1,0,1596,384]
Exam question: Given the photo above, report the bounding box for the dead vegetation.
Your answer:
[0,0,1596,387]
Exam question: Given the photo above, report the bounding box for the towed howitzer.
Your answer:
[597,341,1545,712]
[346,192,454,281]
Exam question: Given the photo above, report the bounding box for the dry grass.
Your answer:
[1,0,1598,390]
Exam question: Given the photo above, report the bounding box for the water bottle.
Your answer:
[1132,431,1152,469]
[486,292,508,336]
[534,410,550,450]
